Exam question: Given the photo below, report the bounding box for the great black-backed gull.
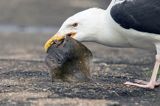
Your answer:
[44,0,160,89]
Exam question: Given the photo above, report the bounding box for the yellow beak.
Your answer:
[44,34,64,52]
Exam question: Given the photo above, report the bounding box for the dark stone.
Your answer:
[45,36,93,82]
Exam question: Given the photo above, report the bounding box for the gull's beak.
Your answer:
[44,34,64,52]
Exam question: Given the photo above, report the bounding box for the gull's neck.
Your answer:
[94,2,131,47]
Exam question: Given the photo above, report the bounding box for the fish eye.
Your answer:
[72,23,78,27]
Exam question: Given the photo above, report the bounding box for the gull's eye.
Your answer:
[72,23,78,27]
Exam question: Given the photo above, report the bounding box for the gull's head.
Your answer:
[44,8,106,52]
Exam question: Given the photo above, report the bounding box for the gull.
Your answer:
[44,0,160,89]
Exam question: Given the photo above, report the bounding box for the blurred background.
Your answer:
[0,0,154,64]
[0,0,108,27]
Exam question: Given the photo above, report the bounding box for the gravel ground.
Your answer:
[0,59,159,106]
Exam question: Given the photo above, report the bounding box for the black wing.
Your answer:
[110,0,160,34]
